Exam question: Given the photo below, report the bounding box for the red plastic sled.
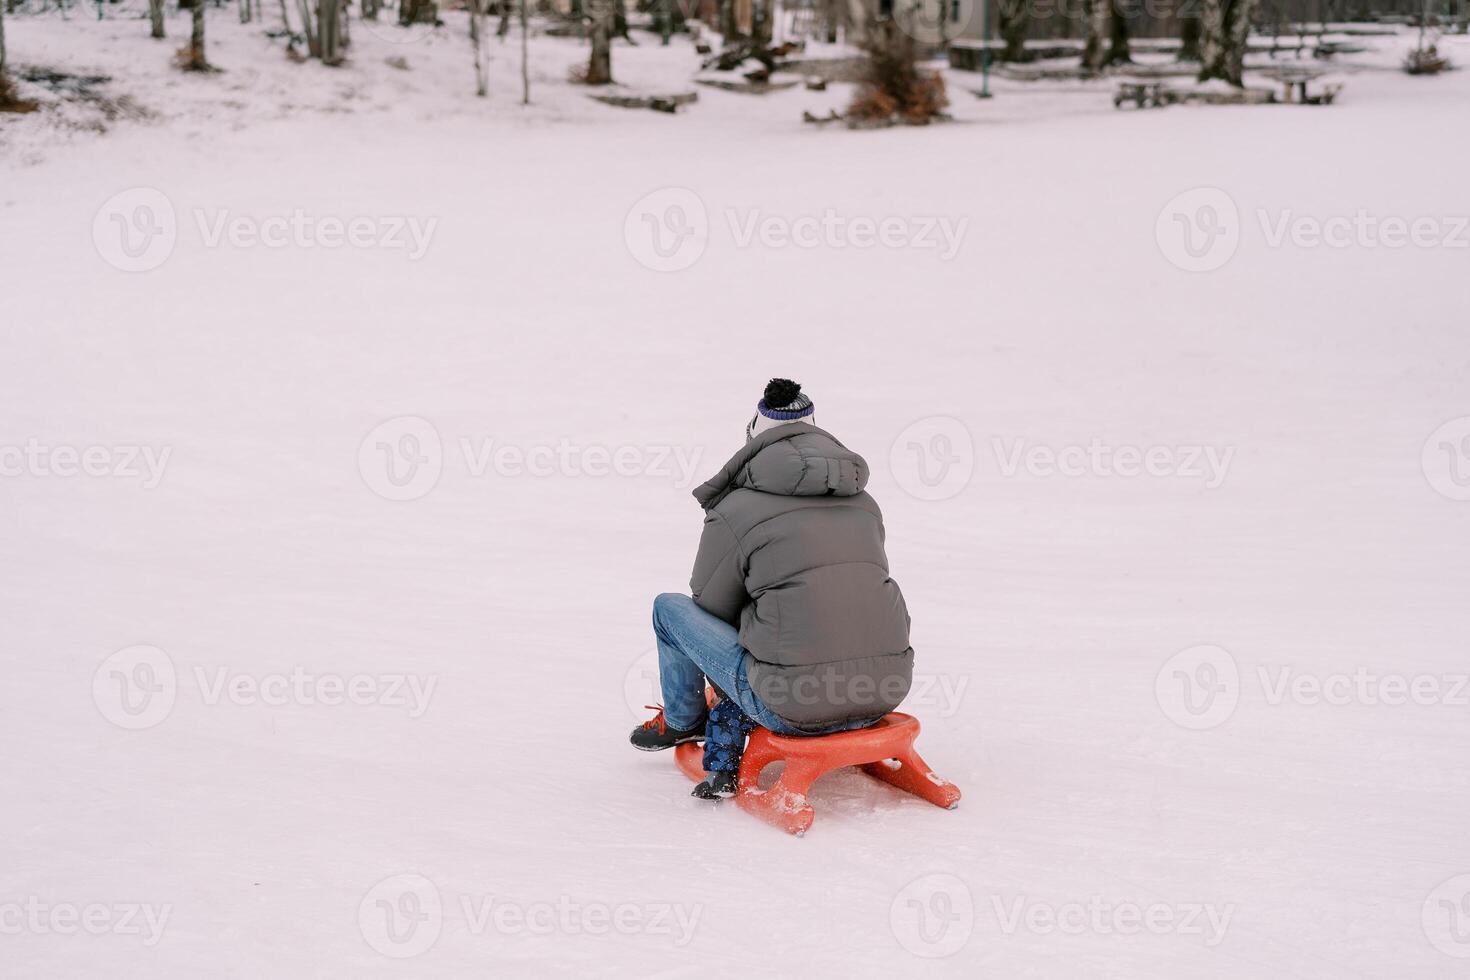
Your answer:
[674,712,961,837]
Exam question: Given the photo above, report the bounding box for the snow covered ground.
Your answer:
[3,8,1470,979]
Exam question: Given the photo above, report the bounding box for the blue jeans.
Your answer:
[652,593,876,739]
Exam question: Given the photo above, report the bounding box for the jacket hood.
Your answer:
[693,425,869,511]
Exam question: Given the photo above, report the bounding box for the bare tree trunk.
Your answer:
[1106,0,1130,62]
[297,0,319,54]
[752,0,771,44]
[0,1,7,79]
[319,0,342,62]
[718,0,737,38]
[239,0,251,24]
[1198,0,1256,84]
[520,0,529,103]
[189,0,209,68]
[149,0,166,37]
[1081,0,1109,70]
[1178,5,1201,60]
[362,0,377,18]
[586,0,613,82]
[997,0,1029,61]
[469,0,488,94]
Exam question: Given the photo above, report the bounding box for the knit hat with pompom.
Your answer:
[747,378,815,440]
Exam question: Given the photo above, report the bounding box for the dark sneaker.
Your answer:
[629,705,705,752]
[691,771,738,800]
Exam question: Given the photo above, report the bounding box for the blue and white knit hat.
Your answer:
[747,379,815,440]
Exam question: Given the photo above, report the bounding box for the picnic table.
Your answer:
[1113,81,1173,109]
[1262,67,1343,104]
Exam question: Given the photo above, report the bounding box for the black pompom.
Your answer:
[764,378,802,408]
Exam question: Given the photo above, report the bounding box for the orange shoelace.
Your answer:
[640,705,667,735]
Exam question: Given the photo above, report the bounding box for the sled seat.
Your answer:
[674,712,960,837]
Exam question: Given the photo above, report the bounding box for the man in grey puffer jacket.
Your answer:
[630,379,914,798]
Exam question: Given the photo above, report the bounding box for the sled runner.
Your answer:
[674,712,960,837]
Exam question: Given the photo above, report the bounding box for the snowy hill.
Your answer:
[2,8,1470,978]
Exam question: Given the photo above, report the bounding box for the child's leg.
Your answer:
[702,696,757,773]
[691,697,756,798]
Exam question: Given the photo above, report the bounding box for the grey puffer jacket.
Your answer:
[690,424,913,730]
